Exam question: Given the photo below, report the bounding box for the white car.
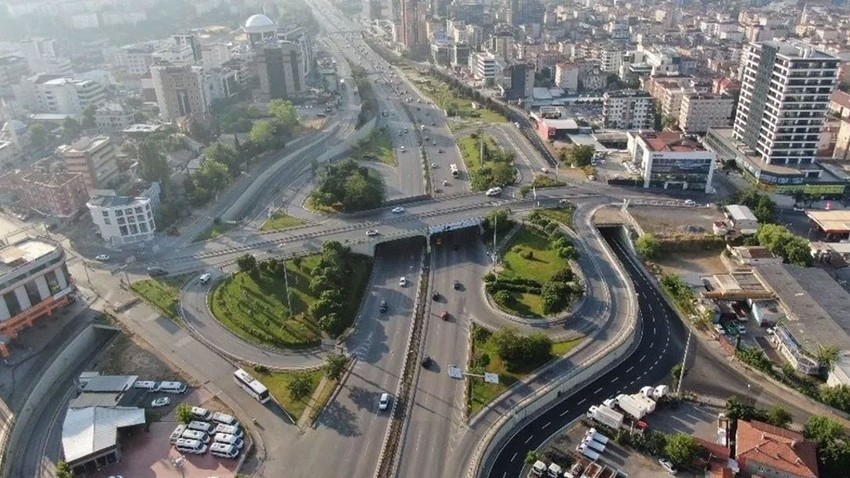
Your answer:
[714,324,725,335]
[399,276,407,287]
[485,187,502,197]
[684,199,696,206]
[658,459,678,475]
[95,254,110,261]
[366,229,379,237]
[391,207,405,214]
[151,397,171,408]
[378,392,391,411]
[199,273,212,284]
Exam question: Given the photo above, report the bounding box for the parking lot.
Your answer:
[86,389,242,478]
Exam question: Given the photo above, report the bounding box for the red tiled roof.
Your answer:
[735,420,819,478]
[640,131,703,152]
[832,90,850,111]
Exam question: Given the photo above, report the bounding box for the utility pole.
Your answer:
[492,213,498,278]
[280,243,294,318]
[676,327,692,396]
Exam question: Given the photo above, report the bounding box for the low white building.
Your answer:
[87,183,159,245]
[724,204,759,234]
[627,131,715,192]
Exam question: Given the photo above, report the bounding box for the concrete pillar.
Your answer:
[14,287,30,311]
[35,275,50,301]
[0,296,10,321]
[56,266,69,290]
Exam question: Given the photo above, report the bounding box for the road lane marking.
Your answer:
[639,355,646,362]
[594,387,603,394]
[653,326,656,334]
[525,435,534,444]
[611,376,619,382]
[542,421,551,430]
[577,398,586,405]
[511,452,517,463]
[560,409,570,417]
[626,366,634,373]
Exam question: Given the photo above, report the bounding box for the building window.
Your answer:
[137,215,144,223]
[3,292,21,317]
[119,225,128,236]
[45,270,61,295]
[130,224,139,235]
[102,210,109,217]
[124,208,132,215]
[117,217,125,225]
[127,215,135,223]
[24,281,41,306]
[115,210,123,216]
[139,223,148,233]
[104,218,111,225]
[135,206,142,214]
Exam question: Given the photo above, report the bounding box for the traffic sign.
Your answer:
[447,364,463,379]
[484,372,499,384]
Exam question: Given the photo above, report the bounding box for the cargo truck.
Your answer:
[576,443,601,461]
[585,428,610,446]
[547,463,562,477]
[617,394,656,420]
[582,437,606,453]
[586,405,624,429]
[531,460,546,476]
[640,385,670,400]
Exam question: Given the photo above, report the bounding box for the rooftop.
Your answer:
[831,90,850,111]
[21,171,84,188]
[122,123,162,134]
[62,136,110,154]
[79,374,137,393]
[807,210,850,234]
[87,194,147,209]
[61,407,145,464]
[724,204,758,222]
[604,89,651,98]
[752,263,850,351]
[761,40,837,61]
[0,240,57,277]
[638,131,705,153]
[735,420,818,478]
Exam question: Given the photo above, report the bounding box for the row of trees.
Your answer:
[351,64,377,127]
[755,223,813,267]
[469,132,518,191]
[558,144,595,168]
[309,158,385,212]
[306,241,359,336]
[186,100,299,206]
[484,326,553,373]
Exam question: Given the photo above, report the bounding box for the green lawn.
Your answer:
[209,254,372,349]
[130,275,188,321]
[457,134,516,191]
[539,207,575,228]
[352,128,397,166]
[415,77,507,124]
[195,223,233,242]
[469,325,582,416]
[260,211,306,232]
[531,175,566,188]
[254,368,324,420]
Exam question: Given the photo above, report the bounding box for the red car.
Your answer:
[440,311,449,320]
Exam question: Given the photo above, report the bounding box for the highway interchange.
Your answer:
[13,2,824,478]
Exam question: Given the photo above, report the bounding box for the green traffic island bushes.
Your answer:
[351,128,396,166]
[350,63,378,127]
[209,241,373,349]
[308,158,386,213]
[457,133,517,191]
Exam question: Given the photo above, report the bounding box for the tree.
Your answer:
[524,332,553,364]
[62,117,81,142]
[491,327,525,367]
[821,384,850,413]
[790,189,807,207]
[814,344,840,372]
[483,208,513,235]
[249,120,277,149]
[805,415,848,445]
[309,159,385,212]
[204,143,241,176]
[81,104,97,129]
[493,289,513,305]
[670,362,685,390]
[137,139,171,184]
[268,99,299,132]
[542,281,571,315]
[563,144,594,167]
[525,450,540,464]
[29,123,48,149]
[324,353,349,381]
[56,461,73,478]
[636,234,660,260]
[176,404,193,424]
[287,374,314,401]
[662,115,678,130]
[766,405,793,428]
[664,434,701,466]
[755,194,777,223]
[725,395,767,422]
[236,254,258,273]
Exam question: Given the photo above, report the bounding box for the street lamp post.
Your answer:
[279,243,294,318]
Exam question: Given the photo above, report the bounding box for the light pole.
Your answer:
[279,243,294,318]
[676,327,692,396]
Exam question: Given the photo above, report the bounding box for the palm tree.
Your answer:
[814,344,840,372]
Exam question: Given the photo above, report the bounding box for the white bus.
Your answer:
[233,368,271,404]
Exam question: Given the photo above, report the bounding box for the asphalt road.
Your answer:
[274,240,424,478]
[484,227,688,478]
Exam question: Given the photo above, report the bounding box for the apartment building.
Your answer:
[555,63,579,92]
[474,51,498,84]
[150,64,209,122]
[59,136,119,193]
[257,41,305,100]
[17,171,88,218]
[87,184,160,246]
[0,239,74,357]
[602,89,654,130]
[627,131,716,192]
[14,75,105,116]
[679,93,735,134]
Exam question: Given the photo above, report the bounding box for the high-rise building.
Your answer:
[59,136,120,193]
[173,33,202,63]
[257,40,304,100]
[400,0,427,52]
[602,90,655,130]
[507,0,544,26]
[679,93,735,134]
[733,41,839,168]
[150,64,209,122]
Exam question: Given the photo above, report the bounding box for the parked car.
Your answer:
[147,267,168,277]
[95,254,110,261]
[399,276,407,286]
[684,199,696,206]
[379,300,388,313]
[453,280,461,290]
[440,310,449,320]
[379,392,391,411]
[432,292,440,301]
[658,459,678,475]
[391,206,405,214]
[151,397,171,408]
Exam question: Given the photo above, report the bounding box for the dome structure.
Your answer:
[245,14,275,32]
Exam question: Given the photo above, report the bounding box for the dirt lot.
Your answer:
[628,206,725,239]
[94,332,190,385]
[655,250,727,282]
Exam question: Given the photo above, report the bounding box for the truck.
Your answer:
[531,460,546,476]
[617,394,656,420]
[585,428,610,446]
[586,405,624,430]
[450,164,459,177]
[547,463,562,477]
[576,443,601,461]
[653,385,669,400]
[582,437,606,453]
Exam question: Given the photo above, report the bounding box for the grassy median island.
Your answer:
[253,367,324,420]
[468,325,583,416]
[260,211,306,232]
[130,275,188,322]
[210,242,373,349]
[487,224,582,318]
[195,222,233,242]
[308,158,385,213]
[352,128,396,166]
[414,75,507,125]
[458,133,516,191]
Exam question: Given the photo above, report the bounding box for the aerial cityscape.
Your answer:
[2,0,850,477]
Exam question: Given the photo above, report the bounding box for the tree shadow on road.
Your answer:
[317,401,361,437]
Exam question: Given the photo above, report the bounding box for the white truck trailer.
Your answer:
[576,443,601,461]
[585,428,610,446]
[618,394,656,420]
[582,437,606,453]
[586,405,624,429]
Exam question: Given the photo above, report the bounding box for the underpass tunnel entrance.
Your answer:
[427,218,484,252]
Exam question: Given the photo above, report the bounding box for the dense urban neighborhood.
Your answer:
[3,0,850,477]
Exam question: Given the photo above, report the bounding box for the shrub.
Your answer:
[494,289,514,305]
[176,404,193,424]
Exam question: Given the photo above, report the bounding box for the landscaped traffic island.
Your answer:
[485,210,583,318]
[209,241,372,349]
[457,132,517,191]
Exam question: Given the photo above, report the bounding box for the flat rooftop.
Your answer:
[87,194,145,209]
[638,131,704,153]
[752,263,850,351]
[0,240,57,276]
[807,210,850,234]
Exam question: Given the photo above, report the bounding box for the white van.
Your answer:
[169,424,186,444]
[133,380,158,391]
[175,438,207,454]
[214,433,244,448]
[191,406,212,420]
[156,381,186,394]
[485,187,502,197]
[210,442,239,459]
[214,424,243,437]
[187,421,213,433]
[211,412,237,426]
[181,429,210,443]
